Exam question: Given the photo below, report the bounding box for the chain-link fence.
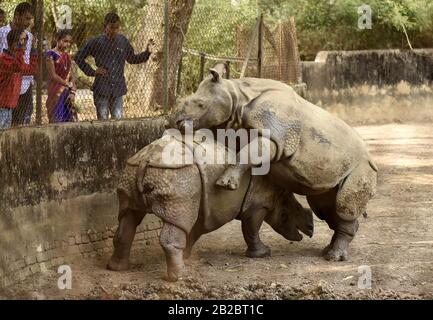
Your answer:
[0,0,168,128]
[178,0,302,96]
[0,0,302,131]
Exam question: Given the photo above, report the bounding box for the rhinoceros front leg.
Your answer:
[107,208,145,271]
[216,136,277,190]
[241,207,271,258]
[160,222,187,282]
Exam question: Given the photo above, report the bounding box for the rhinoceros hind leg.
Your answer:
[336,162,377,222]
[160,222,187,282]
[320,163,376,261]
[242,208,271,258]
[322,219,359,261]
[107,205,145,271]
[307,190,359,262]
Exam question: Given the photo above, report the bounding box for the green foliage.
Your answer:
[0,0,147,48]
[256,0,433,59]
[180,0,433,94]
[180,0,258,94]
[2,0,433,94]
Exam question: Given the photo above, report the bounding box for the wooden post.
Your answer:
[257,13,264,78]
[278,20,283,81]
[287,16,302,84]
[163,0,169,113]
[176,54,183,98]
[226,61,231,79]
[199,53,206,82]
[35,0,44,125]
[235,26,241,72]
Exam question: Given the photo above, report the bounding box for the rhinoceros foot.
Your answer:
[107,258,131,271]
[162,266,185,282]
[322,244,348,262]
[245,243,271,258]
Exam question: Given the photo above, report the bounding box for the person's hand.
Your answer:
[69,93,76,102]
[95,67,108,76]
[65,81,75,90]
[146,39,156,53]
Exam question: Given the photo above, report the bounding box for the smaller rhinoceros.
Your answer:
[107,133,313,282]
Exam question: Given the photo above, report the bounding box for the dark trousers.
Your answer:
[12,86,33,127]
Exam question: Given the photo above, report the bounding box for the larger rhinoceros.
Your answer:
[172,63,378,262]
[107,132,313,281]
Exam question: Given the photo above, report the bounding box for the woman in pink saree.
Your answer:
[45,29,76,123]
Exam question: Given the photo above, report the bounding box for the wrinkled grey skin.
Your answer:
[107,135,313,282]
[172,63,378,262]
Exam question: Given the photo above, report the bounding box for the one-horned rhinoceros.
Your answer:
[107,133,313,282]
[172,63,378,262]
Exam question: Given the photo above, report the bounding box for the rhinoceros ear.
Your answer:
[209,63,227,82]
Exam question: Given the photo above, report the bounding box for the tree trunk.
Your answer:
[125,0,195,115]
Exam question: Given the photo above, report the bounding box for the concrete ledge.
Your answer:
[0,118,167,289]
[302,49,433,91]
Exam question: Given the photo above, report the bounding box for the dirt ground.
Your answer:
[2,122,433,300]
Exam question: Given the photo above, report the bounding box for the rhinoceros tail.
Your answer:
[194,162,212,231]
[136,161,149,194]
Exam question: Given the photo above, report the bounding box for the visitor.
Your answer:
[0,29,38,129]
[45,29,77,123]
[0,2,35,127]
[75,12,155,120]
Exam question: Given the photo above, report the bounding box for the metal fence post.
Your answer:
[278,20,283,81]
[257,13,264,78]
[176,54,183,98]
[226,61,231,79]
[35,0,44,125]
[163,0,169,113]
[199,53,205,82]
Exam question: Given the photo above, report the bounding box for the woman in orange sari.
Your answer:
[45,29,76,123]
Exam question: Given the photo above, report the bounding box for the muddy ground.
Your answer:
[2,122,433,300]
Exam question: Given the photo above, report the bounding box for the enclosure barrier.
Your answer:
[0,118,166,289]
[0,1,303,131]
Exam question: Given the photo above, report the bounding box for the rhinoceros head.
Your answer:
[173,63,233,132]
[265,193,314,241]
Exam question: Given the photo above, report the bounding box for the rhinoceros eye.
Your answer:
[198,103,205,109]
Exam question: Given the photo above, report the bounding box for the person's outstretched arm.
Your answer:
[125,38,153,65]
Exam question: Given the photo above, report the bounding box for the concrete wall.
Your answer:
[301,49,433,125]
[302,49,433,91]
[0,119,167,289]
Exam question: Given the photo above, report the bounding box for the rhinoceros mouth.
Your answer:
[176,119,198,133]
